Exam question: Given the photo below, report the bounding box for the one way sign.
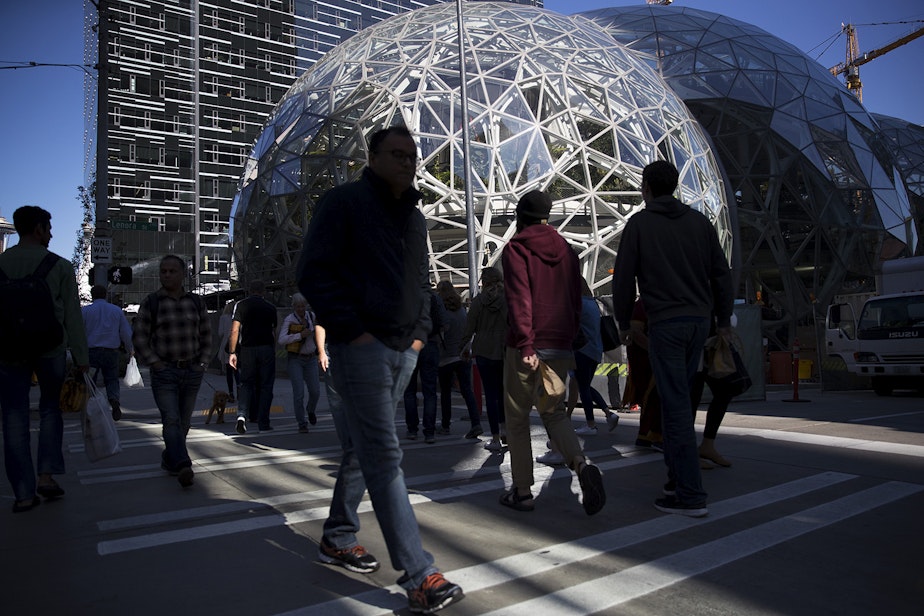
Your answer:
[91,237,113,264]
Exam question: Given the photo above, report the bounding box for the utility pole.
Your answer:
[456,0,478,299]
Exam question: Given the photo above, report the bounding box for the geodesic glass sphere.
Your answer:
[581,4,917,346]
[232,1,730,295]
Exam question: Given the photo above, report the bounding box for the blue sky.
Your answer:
[1,0,922,260]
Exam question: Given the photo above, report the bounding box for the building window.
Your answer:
[211,9,219,28]
[144,43,151,62]
[211,109,219,128]
[173,183,180,200]
[143,111,151,129]
[113,106,121,126]
[264,53,272,71]
[284,26,294,44]
[129,144,136,162]
[289,59,295,76]
[159,147,165,165]
[209,76,218,95]
[156,13,164,30]
[265,22,272,39]
[212,179,220,197]
[173,115,180,133]
[212,145,220,163]
[113,178,121,198]
[159,80,165,98]
[238,15,245,33]
[130,75,136,93]
[129,6,136,25]
[139,181,151,200]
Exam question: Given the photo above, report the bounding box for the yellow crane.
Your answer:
[829,21,924,102]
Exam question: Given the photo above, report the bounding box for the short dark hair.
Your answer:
[91,285,108,300]
[13,205,51,236]
[161,254,186,270]
[369,126,413,154]
[642,160,679,198]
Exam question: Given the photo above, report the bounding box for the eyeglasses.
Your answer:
[385,149,418,164]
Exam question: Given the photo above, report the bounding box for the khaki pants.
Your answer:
[503,347,583,490]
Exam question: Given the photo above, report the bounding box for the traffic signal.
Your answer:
[107,266,133,285]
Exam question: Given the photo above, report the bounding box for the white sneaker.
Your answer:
[535,450,565,465]
[606,413,620,432]
[575,425,598,436]
[484,439,503,452]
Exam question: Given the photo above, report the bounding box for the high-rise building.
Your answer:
[83,0,542,305]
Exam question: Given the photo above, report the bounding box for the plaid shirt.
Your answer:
[132,289,212,366]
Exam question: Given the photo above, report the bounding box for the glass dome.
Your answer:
[580,4,917,348]
[874,114,924,257]
[232,1,730,298]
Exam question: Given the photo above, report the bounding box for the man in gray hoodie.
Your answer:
[611,161,733,518]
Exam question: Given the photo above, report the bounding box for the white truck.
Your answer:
[825,256,924,395]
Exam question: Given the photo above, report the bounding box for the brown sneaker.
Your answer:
[318,537,380,573]
[408,572,464,614]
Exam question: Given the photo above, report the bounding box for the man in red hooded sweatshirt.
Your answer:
[499,190,605,516]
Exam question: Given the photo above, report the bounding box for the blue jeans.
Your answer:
[151,365,204,472]
[647,317,709,505]
[287,353,320,427]
[402,341,439,436]
[323,338,436,590]
[0,354,66,500]
[475,356,505,435]
[438,360,481,428]
[88,347,120,403]
[574,352,609,423]
[236,345,276,429]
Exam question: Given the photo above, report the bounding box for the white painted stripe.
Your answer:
[483,481,922,615]
[272,472,854,616]
[850,410,924,422]
[718,424,924,458]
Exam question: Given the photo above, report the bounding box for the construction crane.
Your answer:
[829,21,924,102]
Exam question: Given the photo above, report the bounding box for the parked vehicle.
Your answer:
[825,256,924,395]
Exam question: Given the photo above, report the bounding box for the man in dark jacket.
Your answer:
[297,126,463,614]
[229,279,277,433]
[499,190,606,516]
[611,160,734,518]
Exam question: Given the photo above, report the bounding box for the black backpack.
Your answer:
[0,252,64,362]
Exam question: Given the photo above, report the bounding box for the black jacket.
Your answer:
[297,167,431,351]
[611,195,733,331]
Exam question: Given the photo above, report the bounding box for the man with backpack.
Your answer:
[0,205,88,513]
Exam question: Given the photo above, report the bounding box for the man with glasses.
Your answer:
[297,126,464,614]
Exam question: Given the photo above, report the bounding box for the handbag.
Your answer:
[122,356,144,388]
[82,373,122,462]
[705,334,752,397]
[600,314,621,352]
[285,322,305,353]
[60,371,88,413]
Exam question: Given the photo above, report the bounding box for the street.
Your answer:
[2,373,922,615]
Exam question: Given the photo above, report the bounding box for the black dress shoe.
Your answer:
[37,482,65,499]
[109,398,122,421]
[12,496,41,513]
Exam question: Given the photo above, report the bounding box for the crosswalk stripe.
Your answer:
[273,472,859,616]
[482,481,922,615]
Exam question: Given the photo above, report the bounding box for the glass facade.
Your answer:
[580,5,917,349]
[874,114,924,257]
[233,2,730,300]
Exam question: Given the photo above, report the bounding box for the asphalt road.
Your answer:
[2,372,922,615]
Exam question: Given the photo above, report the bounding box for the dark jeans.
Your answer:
[690,371,734,440]
[402,342,439,436]
[647,317,709,506]
[0,354,66,500]
[574,351,609,423]
[225,362,239,395]
[236,345,276,429]
[475,356,504,435]
[438,360,481,428]
[88,347,120,403]
[151,364,204,472]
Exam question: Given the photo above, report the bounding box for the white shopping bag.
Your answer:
[82,373,122,462]
[123,356,144,388]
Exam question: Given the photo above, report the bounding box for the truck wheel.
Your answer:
[872,377,893,397]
